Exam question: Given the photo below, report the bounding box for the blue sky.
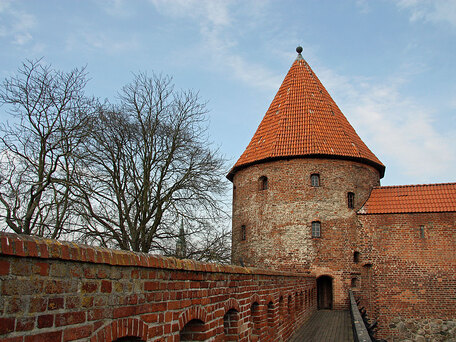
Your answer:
[0,0,455,187]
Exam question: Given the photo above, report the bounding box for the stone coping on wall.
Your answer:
[0,232,308,278]
[349,289,372,342]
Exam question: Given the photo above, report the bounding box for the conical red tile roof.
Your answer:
[227,49,385,180]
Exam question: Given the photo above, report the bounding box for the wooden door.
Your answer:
[317,276,333,310]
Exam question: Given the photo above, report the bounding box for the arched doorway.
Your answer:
[317,275,333,310]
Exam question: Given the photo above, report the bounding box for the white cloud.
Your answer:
[0,0,36,45]
[84,31,138,52]
[65,29,138,54]
[150,0,230,27]
[96,0,136,18]
[355,0,371,14]
[318,66,456,183]
[147,0,456,183]
[396,0,456,29]
[149,0,283,90]
[224,54,282,90]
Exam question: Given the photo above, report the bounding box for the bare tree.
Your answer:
[75,73,229,254]
[0,60,94,237]
[177,221,231,264]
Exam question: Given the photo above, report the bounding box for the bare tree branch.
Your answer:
[75,72,229,256]
[1,63,231,262]
[0,59,95,237]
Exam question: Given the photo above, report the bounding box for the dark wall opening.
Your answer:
[317,275,333,310]
[180,319,207,341]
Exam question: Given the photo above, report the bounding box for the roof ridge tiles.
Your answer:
[373,182,456,189]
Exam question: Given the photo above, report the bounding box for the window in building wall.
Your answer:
[353,251,360,263]
[258,176,268,191]
[420,225,425,238]
[351,277,359,288]
[241,225,246,241]
[347,192,355,209]
[311,221,321,238]
[311,174,320,187]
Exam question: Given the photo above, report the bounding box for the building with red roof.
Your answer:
[227,47,384,181]
[228,47,456,341]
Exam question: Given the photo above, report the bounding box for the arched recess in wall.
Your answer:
[287,294,293,317]
[353,251,360,263]
[294,292,299,311]
[93,318,149,342]
[317,275,333,310]
[178,306,209,341]
[222,299,241,342]
[351,277,359,288]
[267,301,274,327]
[279,295,284,319]
[180,319,208,341]
[258,176,268,190]
[250,302,261,338]
[224,308,240,341]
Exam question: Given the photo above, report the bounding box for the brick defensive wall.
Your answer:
[357,211,456,341]
[0,232,316,341]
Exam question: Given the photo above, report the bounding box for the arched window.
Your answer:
[311,173,320,187]
[351,277,359,288]
[353,251,360,263]
[348,192,355,209]
[311,221,321,238]
[241,225,246,241]
[259,176,268,190]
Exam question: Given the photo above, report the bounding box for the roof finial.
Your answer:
[296,46,304,61]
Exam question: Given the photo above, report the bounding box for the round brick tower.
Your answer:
[227,47,385,310]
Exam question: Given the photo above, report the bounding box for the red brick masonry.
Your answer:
[0,232,316,341]
[357,211,456,340]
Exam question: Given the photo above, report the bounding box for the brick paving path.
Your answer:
[288,310,354,342]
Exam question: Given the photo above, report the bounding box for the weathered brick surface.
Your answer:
[357,212,456,341]
[232,157,380,309]
[231,155,456,341]
[0,232,316,341]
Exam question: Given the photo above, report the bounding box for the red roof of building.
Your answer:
[227,49,385,180]
[358,183,456,214]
